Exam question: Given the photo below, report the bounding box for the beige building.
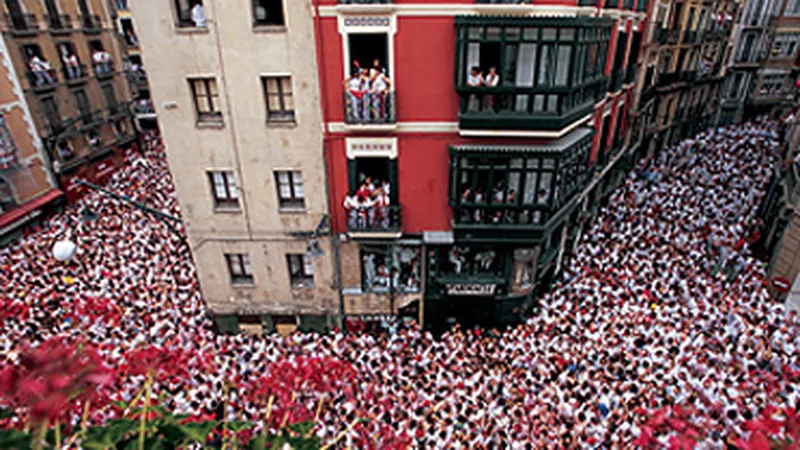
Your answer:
[131,0,336,333]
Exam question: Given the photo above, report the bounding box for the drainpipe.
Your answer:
[313,0,346,331]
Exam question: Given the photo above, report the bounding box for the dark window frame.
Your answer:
[208,170,240,208]
[286,253,313,289]
[189,77,222,122]
[274,170,304,209]
[262,76,295,123]
[252,0,285,26]
[225,253,254,285]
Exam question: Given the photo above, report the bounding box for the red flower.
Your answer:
[0,338,113,424]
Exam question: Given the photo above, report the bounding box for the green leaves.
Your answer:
[0,429,31,450]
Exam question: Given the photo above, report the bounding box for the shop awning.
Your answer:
[0,188,63,231]
[451,127,594,155]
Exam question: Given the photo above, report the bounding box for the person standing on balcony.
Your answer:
[369,69,391,121]
[191,0,207,28]
[343,191,359,230]
[467,66,484,111]
[29,55,54,86]
[61,48,80,80]
[344,71,365,122]
[92,49,112,74]
[484,66,500,110]
[374,184,390,230]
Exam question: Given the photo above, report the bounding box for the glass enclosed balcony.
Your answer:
[455,17,613,132]
[449,127,594,230]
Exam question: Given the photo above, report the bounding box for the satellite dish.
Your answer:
[52,240,77,262]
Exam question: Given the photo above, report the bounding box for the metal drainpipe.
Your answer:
[313,0,346,331]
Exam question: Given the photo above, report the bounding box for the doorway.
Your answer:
[348,33,388,77]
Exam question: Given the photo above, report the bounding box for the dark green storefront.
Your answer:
[423,127,594,334]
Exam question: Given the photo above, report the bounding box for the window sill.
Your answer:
[196,119,225,129]
[278,206,307,214]
[253,24,287,33]
[266,120,297,129]
[175,26,210,35]
[231,281,255,288]
[291,282,314,290]
[214,205,242,214]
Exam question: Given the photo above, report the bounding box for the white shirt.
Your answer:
[191,4,207,27]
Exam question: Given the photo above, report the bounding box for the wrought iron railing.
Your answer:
[27,69,58,89]
[5,13,38,34]
[78,110,104,128]
[62,64,87,82]
[454,205,552,227]
[346,205,402,233]
[107,102,130,120]
[683,30,697,44]
[133,99,155,115]
[655,27,668,44]
[93,61,114,78]
[82,14,101,31]
[47,14,72,31]
[343,91,396,125]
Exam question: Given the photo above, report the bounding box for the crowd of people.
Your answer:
[1,119,799,448]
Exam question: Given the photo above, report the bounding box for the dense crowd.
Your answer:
[1,120,799,448]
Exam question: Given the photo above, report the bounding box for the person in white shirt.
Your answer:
[29,55,54,85]
[466,66,484,111]
[191,0,207,28]
[484,66,499,110]
[92,49,112,74]
[369,68,391,121]
[344,71,365,122]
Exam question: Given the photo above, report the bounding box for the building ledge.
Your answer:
[347,231,402,239]
[252,24,287,33]
[459,113,592,139]
[342,123,398,132]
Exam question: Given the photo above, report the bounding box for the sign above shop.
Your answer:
[446,284,497,296]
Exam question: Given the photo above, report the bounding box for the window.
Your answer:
[174,0,205,28]
[208,171,239,208]
[0,114,19,170]
[253,0,284,26]
[189,78,221,122]
[73,89,91,123]
[360,245,421,293]
[262,76,295,122]
[225,253,253,285]
[101,83,117,109]
[287,254,313,289]
[274,170,304,209]
[40,97,61,129]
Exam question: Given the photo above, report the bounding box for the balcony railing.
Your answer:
[5,13,39,35]
[624,64,637,84]
[603,0,618,7]
[26,69,58,90]
[455,205,553,227]
[337,0,392,3]
[457,77,607,131]
[622,0,633,9]
[343,91,396,125]
[47,14,72,32]
[82,14,101,32]
[346,205,402,234]
[683,30,697,44]
[129,69,148,87]
[78,110,104,128]
[107,102,130,120]
[133,99,155,115]
[93,61,114,78]
[62,64,88,82]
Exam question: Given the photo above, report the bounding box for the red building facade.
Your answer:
[314,0,648,332]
